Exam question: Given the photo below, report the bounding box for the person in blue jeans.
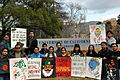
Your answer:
[28,47,44,58]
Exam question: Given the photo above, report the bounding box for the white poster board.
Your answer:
[9,58,28,80]
[85,57,102,80]
[11,28,27,48]
[89,24,106,44]
[27,58,41,79]
[71,56,86,78]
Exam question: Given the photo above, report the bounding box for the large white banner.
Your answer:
[27,58,41,79]
[89,24,106,44]
[71,56,86,78]
[9,58,28,80]
[85,57,102,80]
[11,28,27,48]
[37,38,90,50]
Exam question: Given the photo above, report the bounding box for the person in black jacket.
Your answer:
[10,45,26,58]
[71,44,84,57]
[86,45,98,57]
[39,43,49,55]
[98,42,112,59]
[26,31,38,55]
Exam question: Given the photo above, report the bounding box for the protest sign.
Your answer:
[89,24,106,44]
[27,58,41,79]
[11,28,27,48]
[9,58,28,80]
[56,57,71,77]
[71,56,86,78]
[85,57,102,80]
[41,58,56,78]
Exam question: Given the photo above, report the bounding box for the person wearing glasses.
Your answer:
[10,45,26,58]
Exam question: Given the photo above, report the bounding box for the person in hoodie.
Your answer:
[39,43,49,55]
[0,48,9,80]
[71,44,84,57]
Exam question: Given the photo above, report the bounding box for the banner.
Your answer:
[102,59,119,80]
[11,28,27,48]
[89,24,106,44]
[85,57,102,80]
[41,58,56,78]
[27,58,41,79]
[37,38,90,50]
[71,56,86,78]
[56,57,71,77]
[9,58,28,80]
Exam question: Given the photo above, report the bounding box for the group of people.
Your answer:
[0,30,119,80]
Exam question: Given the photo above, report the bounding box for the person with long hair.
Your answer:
[45,46,57,57]
[58,47,69,57]
[71,44,84,57]
[86,45,98,57]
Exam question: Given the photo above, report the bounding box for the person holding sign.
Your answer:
[86,45,98,57]
[0,48,9,80]
[71,44,84,57]
[45,46,57,57]
[58,47,69,57]
[28,47,44,58]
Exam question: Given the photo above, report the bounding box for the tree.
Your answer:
[105,21,112,31]
[60,2,87,37]
[0,0,63,37]
[117,14,120,25]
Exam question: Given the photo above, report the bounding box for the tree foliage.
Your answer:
[0,0,63,37]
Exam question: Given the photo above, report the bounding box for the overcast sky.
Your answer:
[61,0,120,22]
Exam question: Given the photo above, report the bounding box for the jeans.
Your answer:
[0,73,9,80]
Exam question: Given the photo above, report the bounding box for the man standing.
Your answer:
[26,31,38,55]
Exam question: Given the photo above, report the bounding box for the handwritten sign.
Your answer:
[27,58,41,79]
[71,56,86,78]
[9,58,28,80]
[11,28,27,48]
